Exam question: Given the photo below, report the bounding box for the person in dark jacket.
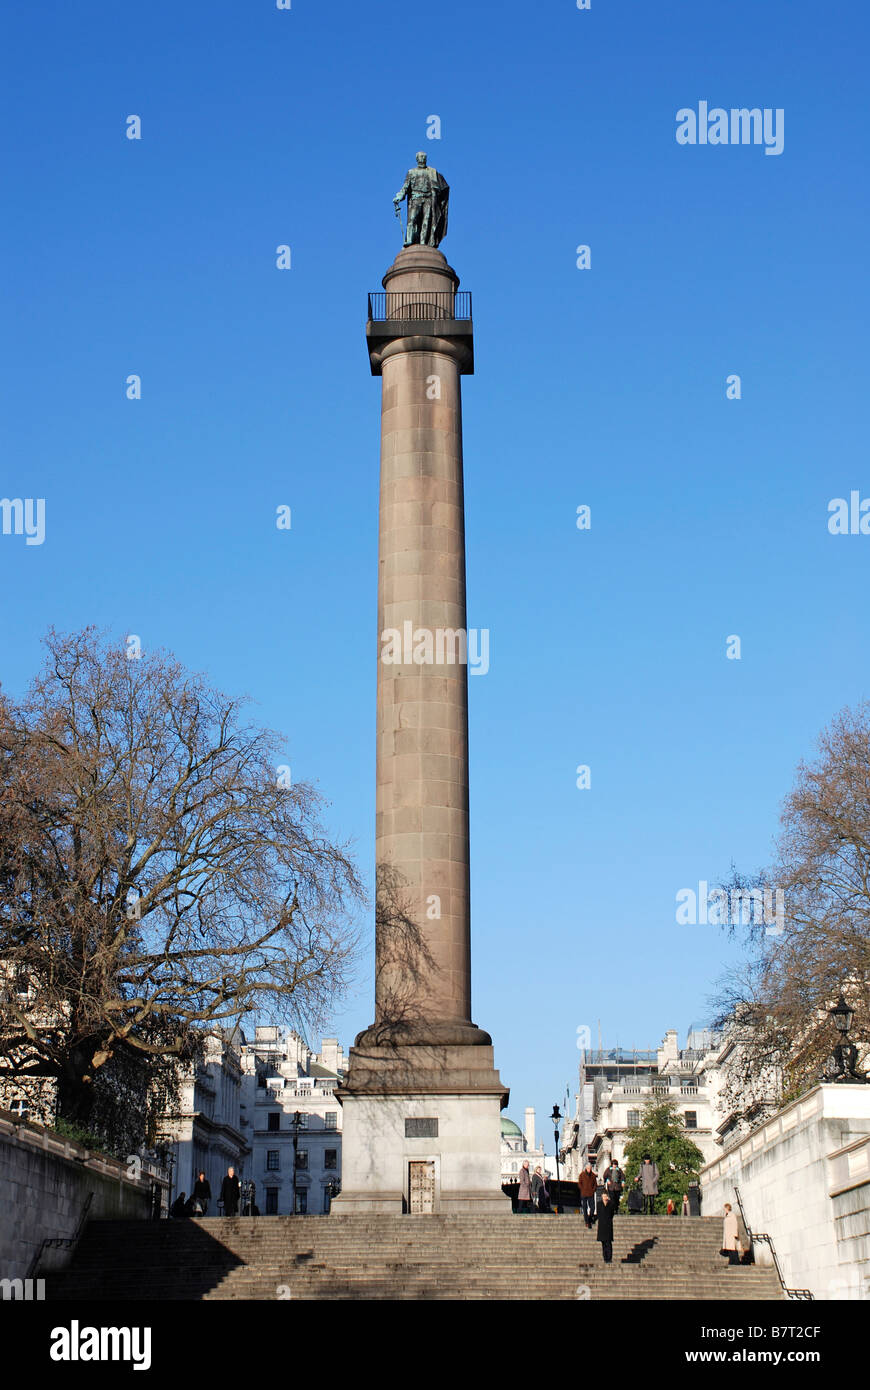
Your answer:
[220,1165,241,1217]
[637,1154,659,1215]
[534,1167,552,1214]
[603,1157,625,1213]
[578,1162,597,1228]
[170,1192,189,1219]
[531,1166,543,1209]
[595,1191,615,1263]
[192,1171,211,1216]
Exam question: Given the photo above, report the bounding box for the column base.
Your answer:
[332,1042,511,1215]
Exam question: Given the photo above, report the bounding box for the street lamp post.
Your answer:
[826,995,866,1083]
[551,1104,563,1213]
[161,1146,177,1217]
[292,1110,302,1213]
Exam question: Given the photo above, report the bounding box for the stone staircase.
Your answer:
[46,1213,785,1300]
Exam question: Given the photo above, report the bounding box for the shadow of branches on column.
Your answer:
[366,863,439,1046]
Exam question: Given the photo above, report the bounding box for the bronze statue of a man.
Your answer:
[393,152,449,248]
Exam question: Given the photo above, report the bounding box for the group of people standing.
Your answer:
[515,1160,554,1213]
[580,1155,661,1222]
[170,1166,245,1218]
[580,1155,704,1263]
[580,1155,661,1262]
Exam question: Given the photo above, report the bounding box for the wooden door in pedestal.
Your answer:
[409,1160,436,1213]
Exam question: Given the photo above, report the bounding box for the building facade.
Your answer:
[562,1027,743,1181]
[157,1028,250,1211]
[240,1026,345,1215]
[500,1108,553,1185]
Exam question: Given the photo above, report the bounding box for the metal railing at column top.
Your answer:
[367,291,472,322]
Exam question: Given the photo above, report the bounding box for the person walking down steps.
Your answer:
[595,1190,616,1264]
[578,1161,597,1228]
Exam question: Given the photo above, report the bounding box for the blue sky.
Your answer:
[2,0,869,1151]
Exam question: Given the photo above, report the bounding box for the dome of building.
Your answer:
[500,1116,523,1138]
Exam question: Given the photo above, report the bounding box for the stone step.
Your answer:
[46,1214,784,1301]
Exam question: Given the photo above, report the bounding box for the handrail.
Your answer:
[367,290,472,322]
[27,1190,94,1280]
[733,1184,813,1300]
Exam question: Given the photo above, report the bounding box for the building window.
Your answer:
[265,1189,279,1215]
[9,1099,28,1119]
[627,1110,641,1129]
[296,1149,309,1170]
[684,1111,698,1130]
[295,1191,308,1214]
[295,1113,308,1128]
[324,1111,338,1130]
[266,1150,280,1170]
[324,1149,337,1170]
[267,1111,280,1131]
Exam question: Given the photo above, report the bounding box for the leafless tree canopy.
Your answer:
[0,628,363,1125]
[712,703,870,1103]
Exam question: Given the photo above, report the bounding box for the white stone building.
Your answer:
[240,1026,345,1215]
[562,1027,742,1180]
[500,1108,554,1184]
[157,1028,250,1211]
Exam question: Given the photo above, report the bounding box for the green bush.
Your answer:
[52,1115,108,1155]
[622,1099,705,1211]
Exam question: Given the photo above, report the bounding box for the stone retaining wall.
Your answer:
[0,1109,168,1281]
[701,1084,870,1299]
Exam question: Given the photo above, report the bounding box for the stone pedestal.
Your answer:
[332,246,509,1215]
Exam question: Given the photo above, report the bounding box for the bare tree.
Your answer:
[0,628,364,1131]
[711,703,870,1103]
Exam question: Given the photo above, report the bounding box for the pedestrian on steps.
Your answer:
[517,1159,534,1214]
[535,1166,552,1214]
[170,1192,189,1219]
[578,1162,597,1228]
[531,1165,543,1211]
[722,1203,741,1265]
[636,1155,659,1215]
[680,1193,690,1216]
[192,1171,211,1216]
[221,1165,241,1217]
[604,1157,625,1213]
[595,1190,615,1263]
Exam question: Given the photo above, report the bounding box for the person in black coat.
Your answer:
[192,1171,212,1216]
[595,1191,615,1263]
[220,1165,241,1217]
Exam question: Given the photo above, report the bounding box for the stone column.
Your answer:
[332,247,509,1214]
[371,247,480,1042]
